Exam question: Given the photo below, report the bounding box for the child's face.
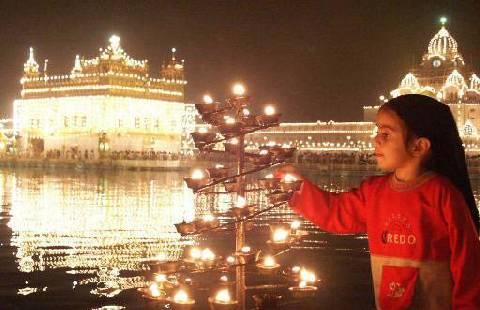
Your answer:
[374,109,413,171]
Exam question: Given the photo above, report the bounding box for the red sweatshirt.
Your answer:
[290,174,480,309]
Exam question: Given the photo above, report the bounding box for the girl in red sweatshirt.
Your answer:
[279,94,480,309]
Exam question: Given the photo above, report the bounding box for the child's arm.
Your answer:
[289,178,369,234]
[443,188,480,307]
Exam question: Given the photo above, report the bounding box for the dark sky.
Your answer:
[0,0,479,122]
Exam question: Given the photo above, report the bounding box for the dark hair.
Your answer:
[380,94,479,233]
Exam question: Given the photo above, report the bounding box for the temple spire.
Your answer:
[72,55,82,74]
[23,47,39,76]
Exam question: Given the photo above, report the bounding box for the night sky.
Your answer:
[0,0,479,122]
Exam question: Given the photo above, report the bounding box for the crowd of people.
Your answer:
[296,151,376,165]
[15,149,480,168]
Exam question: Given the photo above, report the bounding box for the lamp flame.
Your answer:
[201,248,215,261]
[191,169,205,180]
[236,196,247,208]
[173,290,190,303]
[283,174,297,182]
[203,94,214,104]
[215,288,232,303]
[155,273,167,282]
[273,228,289,243]
[240,246,251,253]
[190,247,202,260]
[263,256,276,267]
[149,283,160,297]
[232,83,246,96]
[291,220,301,230]
[264,105,275,116]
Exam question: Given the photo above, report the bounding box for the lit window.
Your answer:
[465,124,473,136]
[144,118,150,129]
[81,116,87,127]
[135,117,140,128]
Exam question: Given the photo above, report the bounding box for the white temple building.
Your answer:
[364,19,480,135]
[13,35,195,158]
[250,19,480,153]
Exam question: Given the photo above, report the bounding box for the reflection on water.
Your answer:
[1,170,204,301]
[1,168,478,308]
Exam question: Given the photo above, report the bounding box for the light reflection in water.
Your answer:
[5,170,202,294]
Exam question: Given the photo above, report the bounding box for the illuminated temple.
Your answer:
[250,19,480,153]
[13,35,195,158]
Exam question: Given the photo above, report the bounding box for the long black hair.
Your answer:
[380,94,479,233]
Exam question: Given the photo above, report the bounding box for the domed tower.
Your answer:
[413,17,468,97]
[421,17,465,70]
[161,48,185,82]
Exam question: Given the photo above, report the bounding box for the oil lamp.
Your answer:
[272,228,289,243]
[195,94,221,114]
[267,226,291,250]
[225,255,236,265]
[256,105,281,126]
[208,288,238,310]
[201,248,216,268]
[195,214,219,231]
[264,105,275,116]
[208,164,230,179]
[240,246,251,254]
[174,220,197,235]
[258,173,280,190]
[150,283,161,297]
[279,174,302,192]
[219,116,241,135]
[169,289,195,310]
[290,220,301,235]
[248,149,272,166]
[220,275,229,282]
[191,130,217,150]
[155,273,167,282]
[230,196,256,218]
[201,248,215,261]
[218,274,235,289]
[232,83,246,97]
[256,255,280,274]
[288,269,318,298]
[184,169,210,191]
[236,245,255,264]
[138,281,168,301]
[288,280,318,299]
[190,247,202,260]
[203,94,214,104]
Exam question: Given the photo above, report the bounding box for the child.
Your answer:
[278,94,480,309]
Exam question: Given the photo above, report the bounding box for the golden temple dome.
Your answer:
[425,19,464,64]
[470,74,480,91]
[445,70,467,89]
[399,73,420,89]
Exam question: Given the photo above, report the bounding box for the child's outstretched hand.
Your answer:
[273,163,303,181]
